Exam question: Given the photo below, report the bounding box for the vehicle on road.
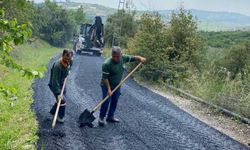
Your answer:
[73,16,104,56]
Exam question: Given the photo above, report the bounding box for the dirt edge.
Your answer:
[138,80,250,147]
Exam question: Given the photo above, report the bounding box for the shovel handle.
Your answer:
[52,77,68,128]
[92,62,142,112]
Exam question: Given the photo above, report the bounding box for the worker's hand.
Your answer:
[57,95,62,101]
[139,56,146,64]
[107,88,112,96]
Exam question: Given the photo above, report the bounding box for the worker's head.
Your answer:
[111,46,122,63]
[62,49,72,65]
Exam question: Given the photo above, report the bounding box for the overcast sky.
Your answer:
[34,0,250,16]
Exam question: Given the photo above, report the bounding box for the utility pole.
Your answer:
[118,0,125,10]
[65,0,70,9]
[112,0,125,46]
[112,0,133,47]
[126,0,133,13]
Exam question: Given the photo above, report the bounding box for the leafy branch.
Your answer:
[0,9,42,98]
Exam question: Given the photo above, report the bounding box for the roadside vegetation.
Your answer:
[125,9,250,119]
[0,39,60,149]
[32,0,85,47]
[200,31,250,48]
[1,0,85,149]
[102,8,250,119]
[104,10,138,47]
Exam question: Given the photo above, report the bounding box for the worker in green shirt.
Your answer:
[99,46,146,126]
[48,49,73,123]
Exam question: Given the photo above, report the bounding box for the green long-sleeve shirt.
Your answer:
[49,60,69,95]
[101,54,136,88]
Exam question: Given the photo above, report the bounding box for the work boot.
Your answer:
[106,117,120,123]
[57,117,65,123]
[98,118,105,126]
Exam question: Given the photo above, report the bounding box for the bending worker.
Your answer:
[99,46,146,126]
[48,49,73,123]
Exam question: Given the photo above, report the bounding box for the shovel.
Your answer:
[52,76,68,128]
[79,62,142,127]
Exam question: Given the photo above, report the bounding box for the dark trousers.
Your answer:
[49,88,66,119]
[99,85,121,119]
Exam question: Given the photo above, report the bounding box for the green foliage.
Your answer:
[0,39,60,149]
[219,41,250,79]
[200,31,250,48]
[168,9,205,68]
[69,5,86,25]
[32,0,82,47]
[127,8,250,118]
[0,83,17,99]
[182,39,250,118]
[0,9,42,78]
[105,10,137,47]
[1,0,35,24]
[128,9,204,85]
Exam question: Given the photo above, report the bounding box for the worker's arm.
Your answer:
[123,54,146,64]
[104,79,112,96]
[133,55,146,64]
[102,63,112,96]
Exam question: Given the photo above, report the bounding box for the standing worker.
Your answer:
[99,46,146,126]
[48,49,73,123]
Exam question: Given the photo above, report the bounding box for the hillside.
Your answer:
[57,2,116,22]
[158,9,250,31]
[58,2,250,31]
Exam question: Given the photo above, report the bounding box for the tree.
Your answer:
[0,9,42,97]
[33,0,78,47]
[105,10,137,47]
[0,9,41,77]
[168,8,204,69]
[1,0,35,24]
[221,41,250,79]
[70,5,86,25]
[127,9,205,84]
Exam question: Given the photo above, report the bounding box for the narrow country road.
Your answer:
[33,54,249,150]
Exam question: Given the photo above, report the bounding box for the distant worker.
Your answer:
[98,46,146,126]
[89,16,104,48]
[48,49,73,123]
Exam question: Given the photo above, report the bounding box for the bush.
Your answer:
[105,10,137,47]
[32,0,79,47]
[221,41,250,79]
[127,8,250,118]
[200,31,250,48]
[127,9,204,85]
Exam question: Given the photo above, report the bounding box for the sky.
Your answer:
[34,0,250,16]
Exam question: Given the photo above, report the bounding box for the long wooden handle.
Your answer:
[92,63,142,112]
[52,77,68,128]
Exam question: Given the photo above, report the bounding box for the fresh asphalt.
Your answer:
[32,54,249,150]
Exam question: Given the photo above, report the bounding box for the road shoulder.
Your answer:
[138,80,250,147]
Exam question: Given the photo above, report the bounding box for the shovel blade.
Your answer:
[78,109,96,127]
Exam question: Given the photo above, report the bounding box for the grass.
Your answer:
[0,38,61,150]
[180,46,250,119]
[132,45,250,119]
[186,72,250,118]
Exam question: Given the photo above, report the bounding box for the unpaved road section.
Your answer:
[33,54,249,150]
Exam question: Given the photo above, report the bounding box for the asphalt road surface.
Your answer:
[33,54,249,150]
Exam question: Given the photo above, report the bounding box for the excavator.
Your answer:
[73,16,104,56]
